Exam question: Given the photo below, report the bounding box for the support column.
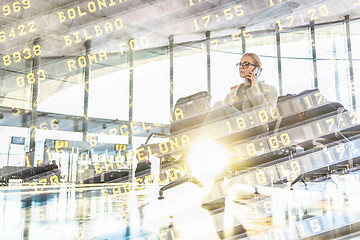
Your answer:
[310,20,319,89]
[128,40,135,190]
[332,41,340,103]
[275,26,283,96]
[82,40,91,142]
[206,31,211,94]
[344,15,356,111]
[29,38,41,166]
[128,40,134,147]
[240,27,246,54]
[169,35,174,112]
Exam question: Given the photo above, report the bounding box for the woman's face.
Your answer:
[238,55,257,79]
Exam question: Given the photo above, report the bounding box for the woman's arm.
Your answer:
[242,82,278,112]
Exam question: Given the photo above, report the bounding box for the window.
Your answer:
[88,66,129,120]
[350,19,360,111]
[38,59,84,116]
[133,51,169,124]
[280,29,314,95]
[316,23,351,109]
[173,44,208,104]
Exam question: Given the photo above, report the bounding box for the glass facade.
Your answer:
[1,0,360,239]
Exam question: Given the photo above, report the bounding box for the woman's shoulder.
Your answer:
[259,81,274,87]
[258,81,277,92]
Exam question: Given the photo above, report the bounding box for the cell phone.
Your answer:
[253,67,260,77]
[247,67,260,85]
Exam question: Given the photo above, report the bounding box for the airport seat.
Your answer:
[133,89,360,239]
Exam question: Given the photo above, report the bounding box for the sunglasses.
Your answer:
[236,61,256,69]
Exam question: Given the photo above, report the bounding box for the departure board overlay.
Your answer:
[1,0,360,239]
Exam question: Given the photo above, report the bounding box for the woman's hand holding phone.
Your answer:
[246,67,260,86]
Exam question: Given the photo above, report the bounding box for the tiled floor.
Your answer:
[2,173,360,240]
[0,182,219,240]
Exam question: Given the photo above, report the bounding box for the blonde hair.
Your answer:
[242,53,262,68]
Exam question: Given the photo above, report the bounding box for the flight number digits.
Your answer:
[268,133,291,150]
[200,30,253,51]
[28,175,60,192]
[0,21,36,43]
[2,0,31,16]
[268,0,286,7]
[16,69,45,88]
[276,5,329,31]
[192,4,244,31]
[2,45,42,67]
[188,0,205,6]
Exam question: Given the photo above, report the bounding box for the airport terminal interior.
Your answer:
[1,0,360,239]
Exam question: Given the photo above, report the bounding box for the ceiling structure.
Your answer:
[1,0,358,53]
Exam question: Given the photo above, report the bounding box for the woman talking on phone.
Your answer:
[202,53,278,131]
[200,53,279,238]
[223,53,278,113]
